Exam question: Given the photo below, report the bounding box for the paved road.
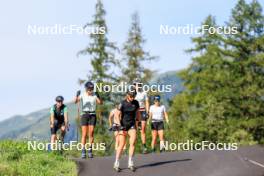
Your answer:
[74,146,264,176]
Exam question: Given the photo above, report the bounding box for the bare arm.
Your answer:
[50,114,55,128]
[64,112,69,126]
[145,98,150,113]
[164,111,169,124]
[96,97,103,105]
[147,112,152,125]
[74,96,81,104]
[136,109,141,122]
[108,111,114,127]
[116,109,122,125]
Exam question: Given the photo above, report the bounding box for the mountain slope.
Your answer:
[0,103,79,141]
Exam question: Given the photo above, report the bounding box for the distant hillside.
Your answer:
[0,103,79,141]
[151,70,184,101]
[0,71,183,140]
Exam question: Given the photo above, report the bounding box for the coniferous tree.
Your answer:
[78,0,118,83]
[122,12,157,84]
[170,0,264,145]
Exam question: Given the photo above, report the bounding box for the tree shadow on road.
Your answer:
[137,159,192,169]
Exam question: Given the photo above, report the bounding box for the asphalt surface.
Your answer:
[74,146,264,176]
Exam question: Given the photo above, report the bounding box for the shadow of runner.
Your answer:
[137,159,192,169]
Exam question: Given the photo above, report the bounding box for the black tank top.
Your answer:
[119,99,139,124]
[53,104,66,121]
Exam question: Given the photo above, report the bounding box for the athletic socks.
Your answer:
[128,156,134,166]
[160,140,165,150]
[142,144,147,154]
[81,148,86,158]
[114,159,120,167]
[88,146,92,152]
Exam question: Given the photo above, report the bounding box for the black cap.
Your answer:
[153,95,161,101]
[127,88,137,97]
[55,96,64,102]
[84,81,94,89]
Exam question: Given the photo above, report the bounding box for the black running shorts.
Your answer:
[151,121,164,131]
[121,121,136,131]
[139,111,148,121]
[81,113,97,126]
[50,120,65,134]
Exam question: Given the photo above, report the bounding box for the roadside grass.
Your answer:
[0,140,77,176]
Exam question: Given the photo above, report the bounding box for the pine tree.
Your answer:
[122,12,157,84]
[169,0,264,144]
[78,0,118,83]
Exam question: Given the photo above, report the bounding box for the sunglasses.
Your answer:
[128,95,135,99]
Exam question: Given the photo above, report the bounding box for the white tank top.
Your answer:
[149,105,166,122]
[135,91,148,109]
[80,92,97,112]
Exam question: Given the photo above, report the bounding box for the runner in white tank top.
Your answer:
[148,95,169,153]
[74,81,103,159]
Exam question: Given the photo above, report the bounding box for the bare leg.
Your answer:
[88,125,95,145]
[81,126,88,147]
[60,125,66,142]
[114,131,119,150]
[115,131,127,162]
[151,130,158,150]
[158,130,165,151]
[141,121,146,145]
[128,129,137,168]
[50,134,57,150]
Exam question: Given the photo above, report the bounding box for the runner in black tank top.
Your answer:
[113,89,140,172]
[119,99,139,131]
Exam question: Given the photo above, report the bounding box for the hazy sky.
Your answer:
[0,0,262,121]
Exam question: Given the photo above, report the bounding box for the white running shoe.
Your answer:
[128,160,136,172]
[113,161,121,172]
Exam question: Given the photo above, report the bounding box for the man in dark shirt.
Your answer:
[113,89,140,172]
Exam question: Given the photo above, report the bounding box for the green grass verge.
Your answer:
[0,140,77,176]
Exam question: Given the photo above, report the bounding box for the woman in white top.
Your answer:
[74,81,102,159]
[148,95,169,153]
